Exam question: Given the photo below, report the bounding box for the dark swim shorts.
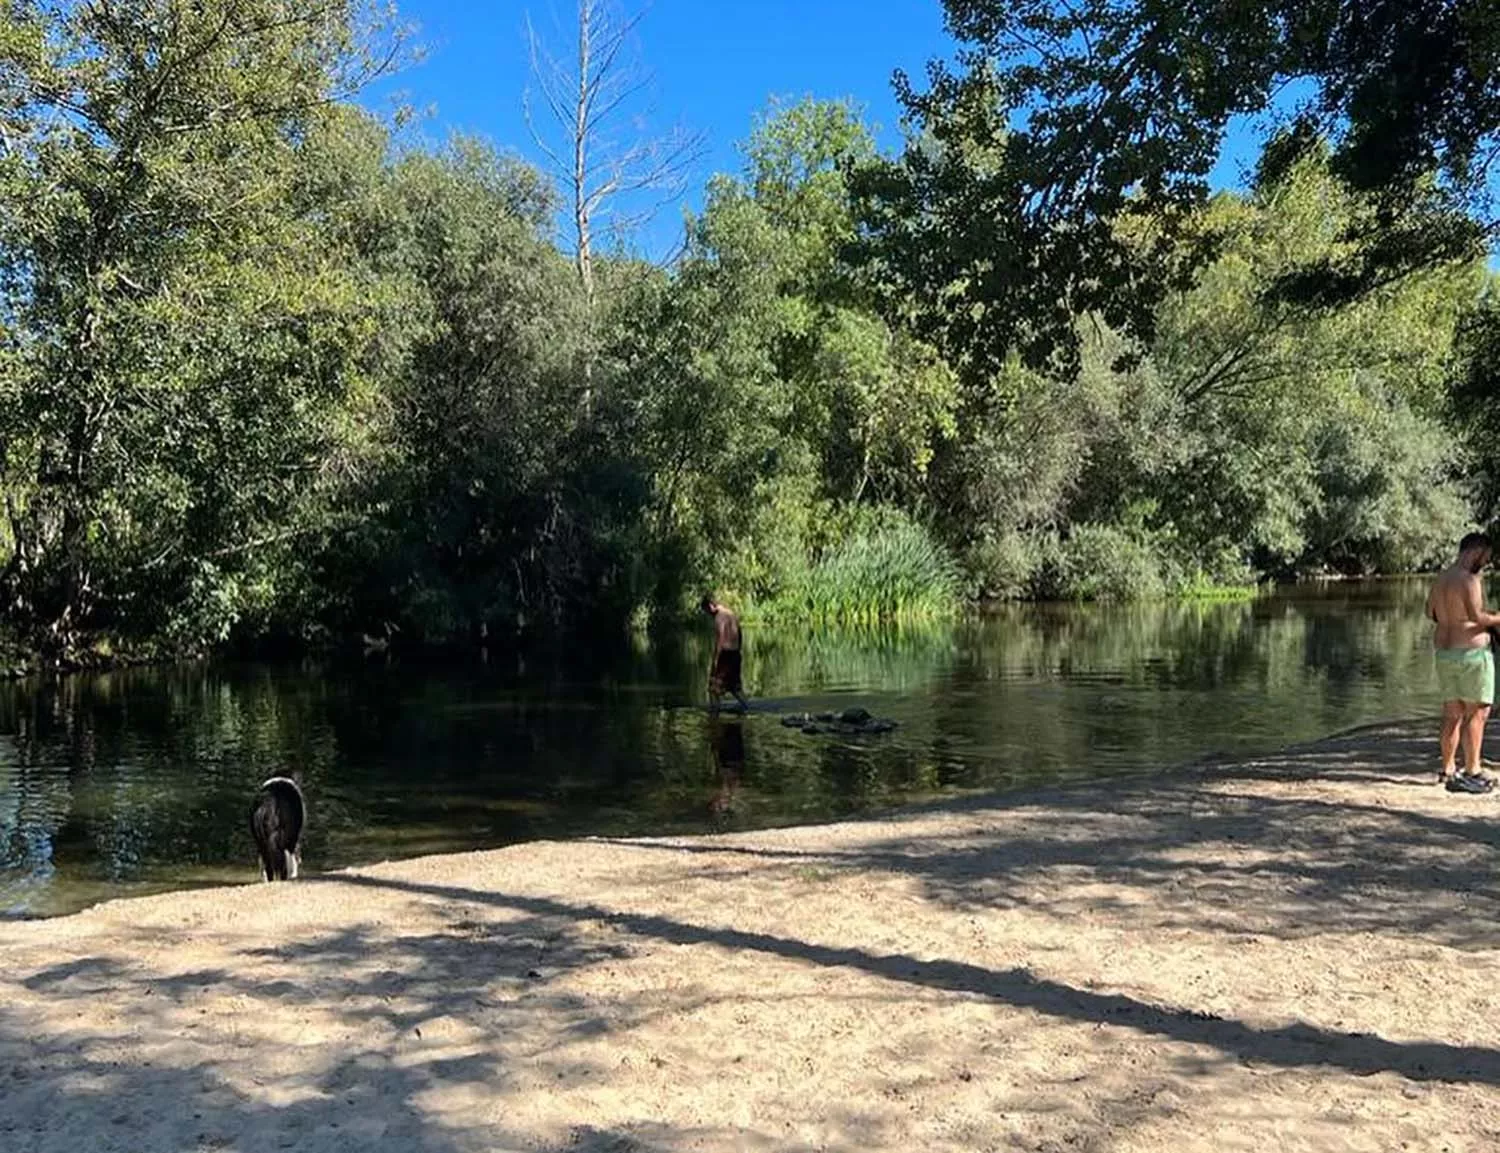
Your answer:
[712,649,743,694]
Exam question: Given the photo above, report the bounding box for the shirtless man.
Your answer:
[701,596,748,713]
[1427,533,1500,792]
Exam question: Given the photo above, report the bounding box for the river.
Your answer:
[0,579,1446,916]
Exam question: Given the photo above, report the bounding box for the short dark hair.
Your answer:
[699,595,715,613]
[1460,532,1493,555]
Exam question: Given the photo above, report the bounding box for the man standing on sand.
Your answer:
[701,596,748,713]
[1428,532,1500,793]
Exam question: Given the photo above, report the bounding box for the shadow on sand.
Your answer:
[3,720,1497,1151]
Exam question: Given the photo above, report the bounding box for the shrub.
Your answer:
[1040,523,1166,601]
[964,531,1050,602]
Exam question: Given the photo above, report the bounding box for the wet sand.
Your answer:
[3,720,1499,1152]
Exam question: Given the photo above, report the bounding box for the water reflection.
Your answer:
[0,580,1446,916]
[708,715,745,828]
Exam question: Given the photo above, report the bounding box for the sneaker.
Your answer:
[1447,773,1495,794]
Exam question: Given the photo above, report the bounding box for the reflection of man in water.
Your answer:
[701,595,748,713]
[709,714,745,825]
[1427,532,1500,791]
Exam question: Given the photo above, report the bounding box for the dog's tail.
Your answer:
[249,777,306,882]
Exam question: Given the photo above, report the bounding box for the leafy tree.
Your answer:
[1144,152,1478,576]
[0,0,404,654]
[620,98,959,609]
[944,150,1479,597]
[1448,280,1500,519]
[285,134,661,644]
[853,0,1497,377]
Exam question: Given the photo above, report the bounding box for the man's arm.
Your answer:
[1463,576,1500,630]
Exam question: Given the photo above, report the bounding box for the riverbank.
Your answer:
[0,572,1279,682]
[3,719,1498,1151]
[0,630,187,681]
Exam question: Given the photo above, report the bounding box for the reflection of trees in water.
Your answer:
[976,590,1434,695]
[750,624,961,695]
[0,580,1448,914]
[0,668,346,909]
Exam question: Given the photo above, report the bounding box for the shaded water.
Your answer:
[0,580,1447,917]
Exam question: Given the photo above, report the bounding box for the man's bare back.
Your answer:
[1428,565,1496,651]
[713,608,741,652]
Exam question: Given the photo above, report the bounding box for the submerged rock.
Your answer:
[779,710,898,738]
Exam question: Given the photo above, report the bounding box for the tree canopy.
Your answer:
[0,1,1494,663]
[851,0,1499,377]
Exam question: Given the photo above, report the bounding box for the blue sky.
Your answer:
[361,0,1267,256]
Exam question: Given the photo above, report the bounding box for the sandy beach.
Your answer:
[3,719,1499,1152]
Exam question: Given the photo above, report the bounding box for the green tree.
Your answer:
[1144,153,1478,577]
[0,0,405,654]
[853,0,1496,377]
[622,98,960,611]
[287,135,661,643]
[942,150,1479,598]
[1448,280,1500,519]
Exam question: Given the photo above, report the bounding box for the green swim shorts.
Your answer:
[1435,647,1495,706]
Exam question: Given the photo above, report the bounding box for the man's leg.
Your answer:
[1462,703,1493,777]
[1441,700,1464,778]
[725,651,747,712]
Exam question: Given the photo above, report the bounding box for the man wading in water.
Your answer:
[702,596,748,713]
[1428,533,1500,792]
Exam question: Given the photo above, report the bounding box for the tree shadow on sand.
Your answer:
[594,721,1500,950]
[5,720,1496,1152]
[315,867,1500,1090]
[1,907,924,1152]
[2,908,678,1152]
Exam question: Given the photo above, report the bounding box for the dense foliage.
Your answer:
[0,1,1495,662]
[856,0,1498,376]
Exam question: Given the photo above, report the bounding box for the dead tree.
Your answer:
[524,0,706,301]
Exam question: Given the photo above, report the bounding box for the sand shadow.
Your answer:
[320,871,1500,1088]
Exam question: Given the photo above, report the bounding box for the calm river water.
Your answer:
[0,580,1447,916]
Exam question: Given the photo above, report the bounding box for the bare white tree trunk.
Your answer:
[525,0,706,305]
[572,0,594,297]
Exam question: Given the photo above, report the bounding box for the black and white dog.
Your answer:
[249,777,306,882]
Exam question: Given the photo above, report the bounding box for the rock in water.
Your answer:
[778,709,898,738]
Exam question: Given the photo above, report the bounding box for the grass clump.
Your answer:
[762,513,961,624]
